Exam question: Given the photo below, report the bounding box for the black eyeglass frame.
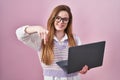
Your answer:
[54,16,70,23]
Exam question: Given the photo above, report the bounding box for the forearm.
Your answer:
[16,25,42,50]
[16,25,42,41]
[25,25,44,34]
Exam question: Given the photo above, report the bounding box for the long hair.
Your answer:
[41,5,76,65]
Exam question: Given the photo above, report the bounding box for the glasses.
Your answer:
[55,16,69,23]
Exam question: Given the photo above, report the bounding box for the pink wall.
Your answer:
[1,0,120,80]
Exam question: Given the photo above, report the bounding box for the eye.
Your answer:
[55,16,61,20]
[55,16,69,23]
[63,18,69,21]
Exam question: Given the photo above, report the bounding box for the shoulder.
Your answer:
[73,34,82,45]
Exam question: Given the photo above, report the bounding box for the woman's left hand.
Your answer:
[80,65,89,74]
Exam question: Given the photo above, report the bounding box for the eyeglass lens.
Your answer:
[55,16,69,23]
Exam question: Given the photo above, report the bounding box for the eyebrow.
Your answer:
[57,16,69,18]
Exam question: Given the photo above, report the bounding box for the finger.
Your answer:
[80,70,85,74]
[83,66,88,73]
[42,32,44,39]
[45,30,48,41]
[80,65,88,74]
[39,32,42,38]
[46,30,49,34]
[43,32,47,44]
[84,65,88,70]
[38,31,43,38]
[37,31,40,37]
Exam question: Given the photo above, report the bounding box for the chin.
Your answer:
[56,28,65,31]
[56,27,66,31]
[56,29,64,32]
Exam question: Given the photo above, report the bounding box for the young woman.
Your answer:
[16,5,88,80]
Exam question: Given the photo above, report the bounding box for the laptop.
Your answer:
[56,41,106,74]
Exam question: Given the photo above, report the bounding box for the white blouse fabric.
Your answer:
[16,25,82,80]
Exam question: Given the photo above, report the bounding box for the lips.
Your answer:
[55,23,67,31]
[58,24,65,27]
[58,26,64,28]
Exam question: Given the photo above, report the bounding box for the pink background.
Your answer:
[1,0,120,80]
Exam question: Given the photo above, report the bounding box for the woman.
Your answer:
[16,5,88,80]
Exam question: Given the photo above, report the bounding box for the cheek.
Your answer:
[54,21,68,30]
[54,22,57,29]
[63,24,68,29]
[54,21,57,26]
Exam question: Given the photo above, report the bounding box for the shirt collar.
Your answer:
[54,33,68,42]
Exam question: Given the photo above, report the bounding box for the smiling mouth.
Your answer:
[58,26,64,28]
[59,24,65,27]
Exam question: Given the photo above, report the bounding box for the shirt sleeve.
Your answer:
[16,25,42,51]
[74,35,82,46]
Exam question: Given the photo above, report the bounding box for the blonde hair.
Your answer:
[41,5,76,65]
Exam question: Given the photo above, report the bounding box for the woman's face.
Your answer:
[54,11,69,32]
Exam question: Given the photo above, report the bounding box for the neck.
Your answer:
[55,31,65,41]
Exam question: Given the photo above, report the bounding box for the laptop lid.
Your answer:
[56,41,106,74]
[67,41,105,73]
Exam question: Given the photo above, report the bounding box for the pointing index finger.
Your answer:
[43,30,48,44]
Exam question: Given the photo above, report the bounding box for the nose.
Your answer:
[59,19,64,23]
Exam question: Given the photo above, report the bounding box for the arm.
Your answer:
[16,25,48,50]
[74,34,82,46]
